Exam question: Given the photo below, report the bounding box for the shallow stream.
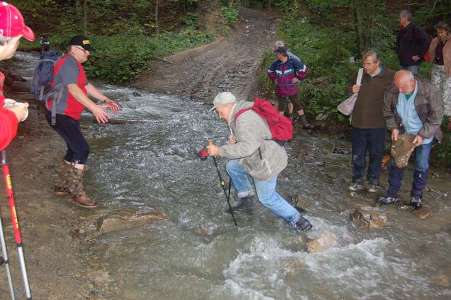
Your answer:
[13,52,451,300]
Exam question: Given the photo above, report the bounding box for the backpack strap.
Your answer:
[234,107,252,122]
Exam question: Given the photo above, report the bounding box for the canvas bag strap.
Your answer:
[356,68,364,87]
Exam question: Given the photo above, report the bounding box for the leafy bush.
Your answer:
[221,5,239,25]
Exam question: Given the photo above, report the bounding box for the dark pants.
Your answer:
[276,94,303,115]
[351,127,386,184]
[386,142,432,198]
[46,112,89,164]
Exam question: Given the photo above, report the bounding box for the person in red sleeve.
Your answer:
[46,35,121,208]
[0,2,35,151]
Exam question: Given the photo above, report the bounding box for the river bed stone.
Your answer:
[96,208,168,234]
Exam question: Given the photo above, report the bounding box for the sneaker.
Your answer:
[367,184,379,193]
[377,195,400,205]
[410,197,422,209]
[349,182,365,192]
[291,217,313,232]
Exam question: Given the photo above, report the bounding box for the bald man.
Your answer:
[379,70,443,208]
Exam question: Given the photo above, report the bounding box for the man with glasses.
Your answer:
[46,35,120,208]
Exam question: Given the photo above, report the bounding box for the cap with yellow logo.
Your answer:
[69,35,94,51]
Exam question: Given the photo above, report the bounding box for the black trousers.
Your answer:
[46,112,89,164]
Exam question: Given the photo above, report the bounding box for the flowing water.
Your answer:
[12,52,451,300]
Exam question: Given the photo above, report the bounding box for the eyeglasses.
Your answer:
[74,46,89,53]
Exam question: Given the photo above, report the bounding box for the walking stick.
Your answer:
[211,156,238,226]
[1,151,32,299]
[0,210,16,300]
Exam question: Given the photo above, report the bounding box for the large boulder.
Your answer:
[350,208,387,229]
[96,208,168,234]
[306,231,337,253]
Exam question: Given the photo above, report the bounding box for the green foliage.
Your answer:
[84,30,212,83]
[221,5,240,25]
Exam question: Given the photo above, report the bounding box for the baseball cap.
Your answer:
[69,35,94,51]
[210,92,236,111]
[0,2,35,41]
[274,46,288,56]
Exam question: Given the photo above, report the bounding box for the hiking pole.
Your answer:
[211,156,238,227]
[1,151,32,300]
[198,144,237,226]
[0,210,16,300]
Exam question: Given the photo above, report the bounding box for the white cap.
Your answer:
[210,92,236,111]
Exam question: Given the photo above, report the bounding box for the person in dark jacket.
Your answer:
[349,50,394,193]
[0,3,35,151]
[396,10,429,75]
[378,70,443,209]
[268,47,312,128]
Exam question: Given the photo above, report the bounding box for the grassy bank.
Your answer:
[21,30,213,84]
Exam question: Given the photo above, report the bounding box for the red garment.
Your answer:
[0,96,19,151]
[47,55,88,120]
[0,71,19,150]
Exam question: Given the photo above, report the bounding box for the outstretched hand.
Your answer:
[104,99,121,112]
[412,135,424,147]
[92,105,109,124]
[207,143,220,157]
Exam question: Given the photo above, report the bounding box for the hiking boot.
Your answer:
[68,167,96,208]
[72,193,97,208]
[377,195,400,205]
[367,184,379,193]
[349,182,365,192]
[54,161,72,196]
[226,193,254,212]
[291,216,313,232]
[410,197,422,209]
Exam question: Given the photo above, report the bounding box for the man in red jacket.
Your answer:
[0,2,35,151]
[46,35,120,208]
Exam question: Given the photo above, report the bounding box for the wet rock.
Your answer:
[413,206,432,220]
[306,231,337,253]
[431,275,449,287]
[368,214,387,229]
[291,195,309,212]
[132,91,142,97]
[96,208,168,234]
[350,208,387,229]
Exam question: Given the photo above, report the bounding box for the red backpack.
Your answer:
[234,97,293,143]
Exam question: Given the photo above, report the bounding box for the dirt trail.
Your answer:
[134,8,277,102]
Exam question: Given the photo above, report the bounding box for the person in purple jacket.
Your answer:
[268,47,312,128]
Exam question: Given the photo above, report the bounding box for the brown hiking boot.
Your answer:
[54,161,72,196]
[68,167,97,208]
[72,193,97,208]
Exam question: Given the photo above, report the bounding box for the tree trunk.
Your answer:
[155,0,159,35]
[83,0,88,35]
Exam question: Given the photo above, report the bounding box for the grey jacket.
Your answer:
[219,101,288,180]
[384,79,443,141]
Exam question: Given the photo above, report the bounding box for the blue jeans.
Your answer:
[387,142,432,198]
[226,160,301,225]
[351,127,386,184]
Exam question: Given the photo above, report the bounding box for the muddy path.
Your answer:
[134,8,277,102]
